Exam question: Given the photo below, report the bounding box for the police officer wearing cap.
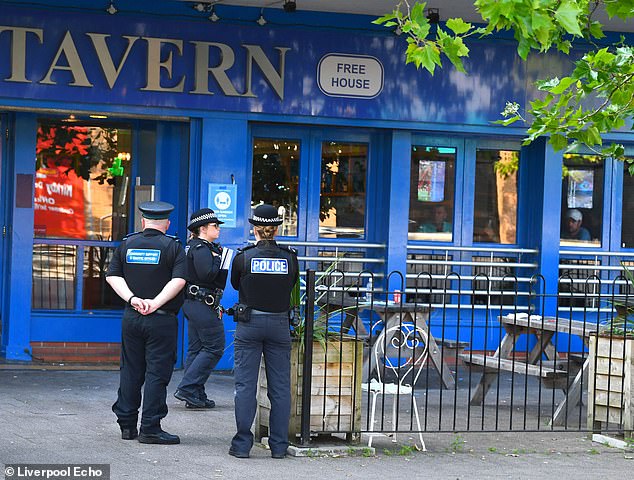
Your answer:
[106,201,187,445]
[174,208,227,409]
[229,204,299,459]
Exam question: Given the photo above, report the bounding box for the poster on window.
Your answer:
[567,169,594,209]
[417,160,446,202]
[34,165,86,238]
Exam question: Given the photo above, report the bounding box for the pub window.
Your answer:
[32,121,132,310]
[622,162,634,248]
[251,138,300,237]
[473,149,519,244]
[319,142,367,239]
[34,122,132,241]
[560,154,603,247]
[408,146,455,242]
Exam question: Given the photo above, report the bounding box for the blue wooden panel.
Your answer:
[5,113,36,361]
[31,312,123,342]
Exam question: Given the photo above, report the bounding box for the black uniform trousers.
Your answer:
[231,311,291,455]
[177,299,225,398]
[112,308,178,434]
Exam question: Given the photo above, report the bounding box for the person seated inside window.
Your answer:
[419,205,452,233]
[562,208,591,241]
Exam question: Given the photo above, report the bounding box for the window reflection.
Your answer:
[319,142,367,238]
[560,154,603,247]
[408,146,455,242]
[34,122,132,241]
[251,138,300,236]
[623,162,634,248]
[83,246,124,310]
[473,149,519,244]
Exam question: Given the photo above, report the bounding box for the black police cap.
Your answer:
[187,208,224,231]
[249,204,283,226]
[139,201,175,220]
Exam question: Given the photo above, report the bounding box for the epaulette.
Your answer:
[238,244,256,253]
[122,231,142,241]
[165,234,182,244]
[280,245,297,255]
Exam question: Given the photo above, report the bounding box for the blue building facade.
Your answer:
[0,1,632,367]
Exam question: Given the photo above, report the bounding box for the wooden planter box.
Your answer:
[587,334,634,435]
[255,338,363,443]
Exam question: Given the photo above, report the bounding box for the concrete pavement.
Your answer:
[1,367,632,479]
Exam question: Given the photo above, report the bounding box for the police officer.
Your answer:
[106,201,187,445]
[229,204,299,459]
[174,208,227,409]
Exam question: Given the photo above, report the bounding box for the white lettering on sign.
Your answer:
[317,53,383,99]
[45,182,73,197]
[251,258,288,274]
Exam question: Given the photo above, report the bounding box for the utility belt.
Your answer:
[186,284,223,307]
[229,305,293,324]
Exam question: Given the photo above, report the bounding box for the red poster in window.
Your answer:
[34,165,86,239]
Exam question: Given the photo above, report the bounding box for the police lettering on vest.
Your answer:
[250,258,288,274]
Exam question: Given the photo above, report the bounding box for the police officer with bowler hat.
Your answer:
[229,204,299,459]
[106,201,187,445]
[174,208,228,409]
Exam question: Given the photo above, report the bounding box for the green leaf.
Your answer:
[588,21,606,40]
[550,133,568,151]
[586,126,603,146]
[549,76,575,94]
[446,18,472,35]
[418,44,441,74]
[554,0,583,36]
[372,13,396,25]
[410,2,427,25]
[493,115,522,126]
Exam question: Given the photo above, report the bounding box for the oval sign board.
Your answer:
[317,54,384,99]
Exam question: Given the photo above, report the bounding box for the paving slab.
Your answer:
[1,367,632,480]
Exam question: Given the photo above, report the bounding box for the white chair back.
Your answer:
[374,323,429,387]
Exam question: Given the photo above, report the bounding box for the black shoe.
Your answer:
[271,451,287,459]
[228,448,249,459]
[138,430,180,445]
[174,389,205,408]
[186,398,215,409]
[121,428,138,440]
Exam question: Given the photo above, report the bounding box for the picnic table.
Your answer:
[460,313,598,426]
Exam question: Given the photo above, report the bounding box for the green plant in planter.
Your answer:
[290,262,361,349]
[601,263,634,336]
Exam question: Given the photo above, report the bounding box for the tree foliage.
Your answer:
[374,1,634,168]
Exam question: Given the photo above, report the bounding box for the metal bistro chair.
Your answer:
[362,323,428,451]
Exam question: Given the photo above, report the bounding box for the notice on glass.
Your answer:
[567,169,594,209]
[417,160,446,202]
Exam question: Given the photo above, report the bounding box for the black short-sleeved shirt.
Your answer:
[185,237,228,290]
[231,240,299,313]
[107,228,187,313]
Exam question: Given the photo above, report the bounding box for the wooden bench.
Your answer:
[460,354,579,390]
[436,339,470,366]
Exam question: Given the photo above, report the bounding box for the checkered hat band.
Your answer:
[252,215,282,223]
[191,212,219,224]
